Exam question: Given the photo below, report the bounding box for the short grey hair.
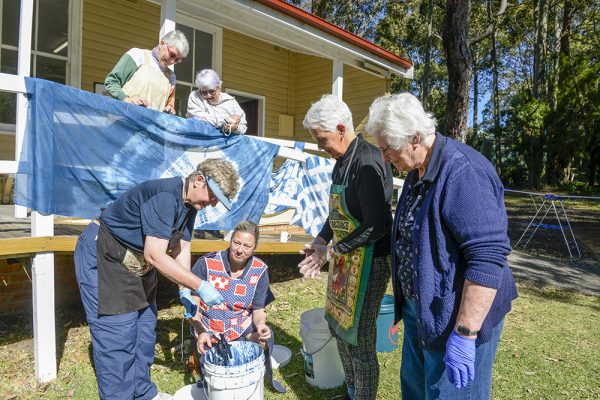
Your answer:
[189,158,240,200]
[162,30,189,58]
[195,69,222,89]
[365,93,437,149]
[303,94,354,133]
[232,220,260,245]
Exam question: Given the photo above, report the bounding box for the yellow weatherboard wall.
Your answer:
[221,29,296,139]
[343,64,388,143]
[81,0,160,93]
[294,54,332,142]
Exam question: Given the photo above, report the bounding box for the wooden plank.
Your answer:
[0,236,304,257]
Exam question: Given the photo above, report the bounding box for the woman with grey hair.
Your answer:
[186,69,247,135]
[104,30,189,114]
[75,158,240,400]
[366,93,517,399]
[298,94,393,400]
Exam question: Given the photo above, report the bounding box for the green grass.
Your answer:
[1,275,599,399]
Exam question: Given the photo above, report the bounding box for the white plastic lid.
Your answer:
[270,344,292,369]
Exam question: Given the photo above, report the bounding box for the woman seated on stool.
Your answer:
[189,220,275,359]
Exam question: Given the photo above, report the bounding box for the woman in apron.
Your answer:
[75,158,240,400]
[104,30,189,114]
[298,95,393,400]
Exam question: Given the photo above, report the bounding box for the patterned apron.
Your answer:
[324,140,374,345]
[122,50,171,111]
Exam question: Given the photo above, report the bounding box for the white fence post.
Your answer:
[31,213,57,383]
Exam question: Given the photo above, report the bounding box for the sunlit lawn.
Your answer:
[1,269,599,399]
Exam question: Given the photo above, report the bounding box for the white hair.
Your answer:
[365,93,436,149]
[303,94,354,133]
[195,69,222,89]
[161,30,189,58]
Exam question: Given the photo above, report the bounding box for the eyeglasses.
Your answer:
[199,88,218,97]
[166,45,183,63]
[380,144,391,154]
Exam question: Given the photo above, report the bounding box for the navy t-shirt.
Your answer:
[100,177,197,251]
[191,250,275,309]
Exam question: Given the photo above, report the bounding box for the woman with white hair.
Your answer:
[298,94,393,400]
[104,30,189,114]
[365,93,517,399]
[186,69,247,135]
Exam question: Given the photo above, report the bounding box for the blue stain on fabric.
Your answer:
[16,78,279,230]
[205,341,262,367]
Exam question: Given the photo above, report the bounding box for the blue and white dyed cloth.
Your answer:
[266,144,334,237]
[15,78,279,230]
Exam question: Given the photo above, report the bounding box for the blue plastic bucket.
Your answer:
[376,294,398,352]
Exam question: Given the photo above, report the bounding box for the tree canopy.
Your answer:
[285,0,599,190]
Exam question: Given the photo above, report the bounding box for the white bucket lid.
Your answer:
[300,308,331,336]
[270,345,292,369]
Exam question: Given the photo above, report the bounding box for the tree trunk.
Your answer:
[533,0,548,99]
[472,52,478,139]
[443,0,472,141]
[311,0,329,18]
[488,0,502,177]
[422,0,434,107]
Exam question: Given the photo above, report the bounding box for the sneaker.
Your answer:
[152,393,173,400]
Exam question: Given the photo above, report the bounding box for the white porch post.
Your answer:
[16,0,58,382]
[32,213,56,382]
[332,60,344,98]
[160,0,176,38]
[14,0,33,219]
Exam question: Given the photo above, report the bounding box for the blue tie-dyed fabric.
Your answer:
[15,78,279,230]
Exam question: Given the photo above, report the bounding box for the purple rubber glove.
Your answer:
[444,330,476,388]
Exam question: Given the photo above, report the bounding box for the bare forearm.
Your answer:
[150,252,201,290]
[252,309,267,327]
[455,280,497,331]
[174,241,192,290]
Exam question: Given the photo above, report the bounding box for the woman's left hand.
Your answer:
[444,330,476,388]
[256,323,271,342]
[163,104,176,114]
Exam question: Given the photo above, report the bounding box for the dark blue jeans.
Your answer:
[401,299,503,400]
[75,222,158,400]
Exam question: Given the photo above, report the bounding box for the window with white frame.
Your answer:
[0,0,70,126]
[173,15,222,117]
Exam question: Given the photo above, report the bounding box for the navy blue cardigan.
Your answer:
[391,134,518,351]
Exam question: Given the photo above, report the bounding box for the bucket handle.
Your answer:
[302,334,334,356]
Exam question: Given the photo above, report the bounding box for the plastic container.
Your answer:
[299,308,345,389]
[376,294,399,352]
[202,341,265,400]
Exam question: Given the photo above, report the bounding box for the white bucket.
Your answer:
[203,341,265,400]
[299,308,345,389]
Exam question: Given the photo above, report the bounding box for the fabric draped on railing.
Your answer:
[15,78,279,230]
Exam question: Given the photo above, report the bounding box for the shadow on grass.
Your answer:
[518,284,600,312]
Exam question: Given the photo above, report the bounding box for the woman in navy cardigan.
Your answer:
[365,93,518,400]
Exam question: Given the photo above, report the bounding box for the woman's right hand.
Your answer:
[124,96,149,107]
[298,242,329,278]
[197,333,212,355]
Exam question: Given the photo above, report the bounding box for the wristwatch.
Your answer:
[454,323,479,337]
